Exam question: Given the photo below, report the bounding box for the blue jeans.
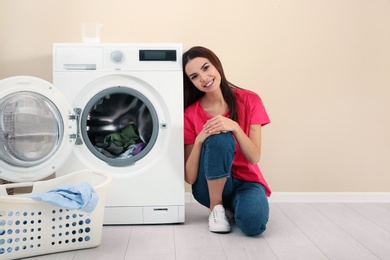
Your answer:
[192,132,269,236]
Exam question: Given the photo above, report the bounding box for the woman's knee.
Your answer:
[200,133,235,179]
[236,213,268,236]
[232,181,269,236]
[204,132,235,152]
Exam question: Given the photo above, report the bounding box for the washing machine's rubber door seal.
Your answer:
[80,86,159,167]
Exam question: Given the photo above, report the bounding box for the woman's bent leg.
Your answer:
[231,179,269,236]
[192,132,236,209]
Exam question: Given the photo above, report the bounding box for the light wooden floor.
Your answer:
[24,202,390,260]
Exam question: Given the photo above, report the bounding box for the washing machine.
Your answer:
[0,43,185,225]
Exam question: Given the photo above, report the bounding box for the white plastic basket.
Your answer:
[0,180,13,195]
[0,170,112,259]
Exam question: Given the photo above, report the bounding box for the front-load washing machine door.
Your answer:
[0,76,76,182]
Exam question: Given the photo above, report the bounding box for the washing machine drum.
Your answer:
[0,92,63,167]
[0,76,75,182]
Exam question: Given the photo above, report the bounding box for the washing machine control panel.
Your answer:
[53,43,182,71]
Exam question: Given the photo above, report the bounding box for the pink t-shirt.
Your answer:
[184,87,271,197]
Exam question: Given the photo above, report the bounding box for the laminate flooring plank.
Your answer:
[313,203,390,260]
[125,224,175,259]
[218,225,277,260]
[262,203,328,260]
[174,202,228,260]
[346,203,390,232]
[124,255,175,260]
[277,202,380,260]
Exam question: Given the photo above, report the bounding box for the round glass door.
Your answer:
[0,92,64,167]
[81,87,158,167]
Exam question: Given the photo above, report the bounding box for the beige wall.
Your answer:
[1,0,389,192]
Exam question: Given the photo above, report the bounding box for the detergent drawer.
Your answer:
[54,46,103,70]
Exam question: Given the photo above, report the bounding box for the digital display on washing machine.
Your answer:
[139,50,177,61]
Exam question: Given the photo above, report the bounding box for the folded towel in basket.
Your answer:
[29,182,98,213]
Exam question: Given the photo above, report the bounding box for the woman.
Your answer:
[183,46,271,236]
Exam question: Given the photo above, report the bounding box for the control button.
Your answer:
[110,50,125,64]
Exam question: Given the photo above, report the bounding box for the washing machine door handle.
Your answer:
[68,108,83,145]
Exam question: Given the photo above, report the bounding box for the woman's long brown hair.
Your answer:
[182,46,238,122]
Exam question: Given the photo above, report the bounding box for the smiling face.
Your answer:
[185,57,222,94]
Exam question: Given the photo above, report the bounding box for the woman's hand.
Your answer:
[203,115,262,165]
[194,129,212,144]
[203,115,239,134]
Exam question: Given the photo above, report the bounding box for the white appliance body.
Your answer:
[0,43,185,225]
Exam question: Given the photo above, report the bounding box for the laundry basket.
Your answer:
[0,170,112,259]
[0,180,13,195]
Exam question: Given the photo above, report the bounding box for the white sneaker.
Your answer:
[208,204,231,233]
